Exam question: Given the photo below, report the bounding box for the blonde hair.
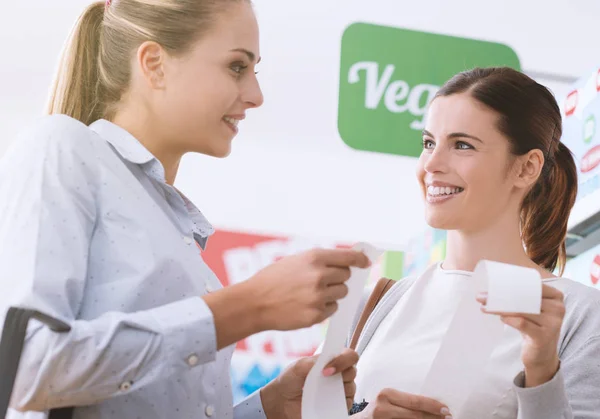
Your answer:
[46,0,244,125]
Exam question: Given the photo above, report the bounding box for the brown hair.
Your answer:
[436,67,577,274]
[46,0,246,125]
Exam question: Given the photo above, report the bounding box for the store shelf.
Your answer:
[566,209,600,257]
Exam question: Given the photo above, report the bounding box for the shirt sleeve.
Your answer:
[513,335,600,419]
[233,391,267,419]
[0,116,218,412]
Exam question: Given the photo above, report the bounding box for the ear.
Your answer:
[136,41,167,90]
[513,149,544,190]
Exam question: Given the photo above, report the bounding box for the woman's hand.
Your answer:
[477,284,565,387]
[247,248,371,331]
[261,348,359,419]
[204,248,370,350]
[353,389,451,418]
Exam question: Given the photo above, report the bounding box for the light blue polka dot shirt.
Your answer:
[0,115,266,419]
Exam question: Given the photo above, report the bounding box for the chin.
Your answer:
[425,211,459,231]
[193,142,232,158]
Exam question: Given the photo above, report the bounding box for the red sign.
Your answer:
[202,229,347,358]
[581,145,600,173]
[564,90,579,117]
[591,255,600,285]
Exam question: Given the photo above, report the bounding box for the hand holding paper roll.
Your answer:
[478,282,565,387]
[351,389,451,419]
[245,248,372,331]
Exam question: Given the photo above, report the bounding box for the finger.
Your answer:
[374,403,446,418]
[293,356,317,377]
[501,315,545,340]
[321,266,351,286]
[542,284,564,300]
[541,298,566,317]
[380,388,449,415]
[477,289,565,313]
[318,301,338,323]
[323,283,349,303]
[323,348,359,375]
[314,249,371,269]
[481,300,564,324]
[344,380,356,400]
[342,366,358,383]
[481,307,543,327]
[346,396,353,413]
[475,292,487,305]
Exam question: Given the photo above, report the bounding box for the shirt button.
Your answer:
[187,354,199,367]
[119,381,132,392]
[205,405,215,417]
[183,236,194,245]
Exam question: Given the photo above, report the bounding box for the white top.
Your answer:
[355,264,565,418]
[0,115,265,419]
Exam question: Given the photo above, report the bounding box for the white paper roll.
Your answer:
[301,242,384,419]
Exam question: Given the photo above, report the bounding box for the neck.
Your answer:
[111,106,182,185]
[443,209,538,273]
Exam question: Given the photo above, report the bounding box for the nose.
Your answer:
[423,145,449,174]
[242,74,264,109]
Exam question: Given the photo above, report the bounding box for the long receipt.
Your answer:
[420,260,542,416]
[301,242,384,419]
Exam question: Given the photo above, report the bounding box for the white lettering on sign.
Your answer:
[348,61,439,130]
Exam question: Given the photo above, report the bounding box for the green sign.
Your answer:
[338,23,521,157]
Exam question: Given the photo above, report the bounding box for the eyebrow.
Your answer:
[230,48,261,64]
[422,129,483,144]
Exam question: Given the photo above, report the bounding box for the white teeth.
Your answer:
[427,185,464,197]
[223,117,239,127]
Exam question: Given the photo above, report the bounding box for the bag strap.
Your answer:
[349,278,395,351]
[0,307,74,419]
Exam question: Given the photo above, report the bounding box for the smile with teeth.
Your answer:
[427,185,464,197]
[223,116,240,128]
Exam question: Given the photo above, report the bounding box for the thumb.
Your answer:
[292,355,318,378]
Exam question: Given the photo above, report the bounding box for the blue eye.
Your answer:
[456,141,474,150]
[422,139,435,149]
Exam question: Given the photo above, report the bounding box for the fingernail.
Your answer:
[322,367,336,377]
[440,407,450,415]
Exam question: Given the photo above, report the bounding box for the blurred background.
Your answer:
[2,0,600,403]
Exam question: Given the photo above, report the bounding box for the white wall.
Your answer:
[1,0,599,248]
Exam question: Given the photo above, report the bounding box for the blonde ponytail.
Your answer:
[46,2,106,125]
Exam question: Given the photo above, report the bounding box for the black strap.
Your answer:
[0,307,74,419]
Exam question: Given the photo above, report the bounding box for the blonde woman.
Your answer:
[0,1,364,418]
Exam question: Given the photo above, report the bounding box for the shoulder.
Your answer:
[7,114,100,160]
[2,115,104,174]
[0,115,106,196]
[553,278,600,313]
[552,278,600,350]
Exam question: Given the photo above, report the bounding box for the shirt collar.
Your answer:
[89,119,156,165]
[89,119,214,241]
